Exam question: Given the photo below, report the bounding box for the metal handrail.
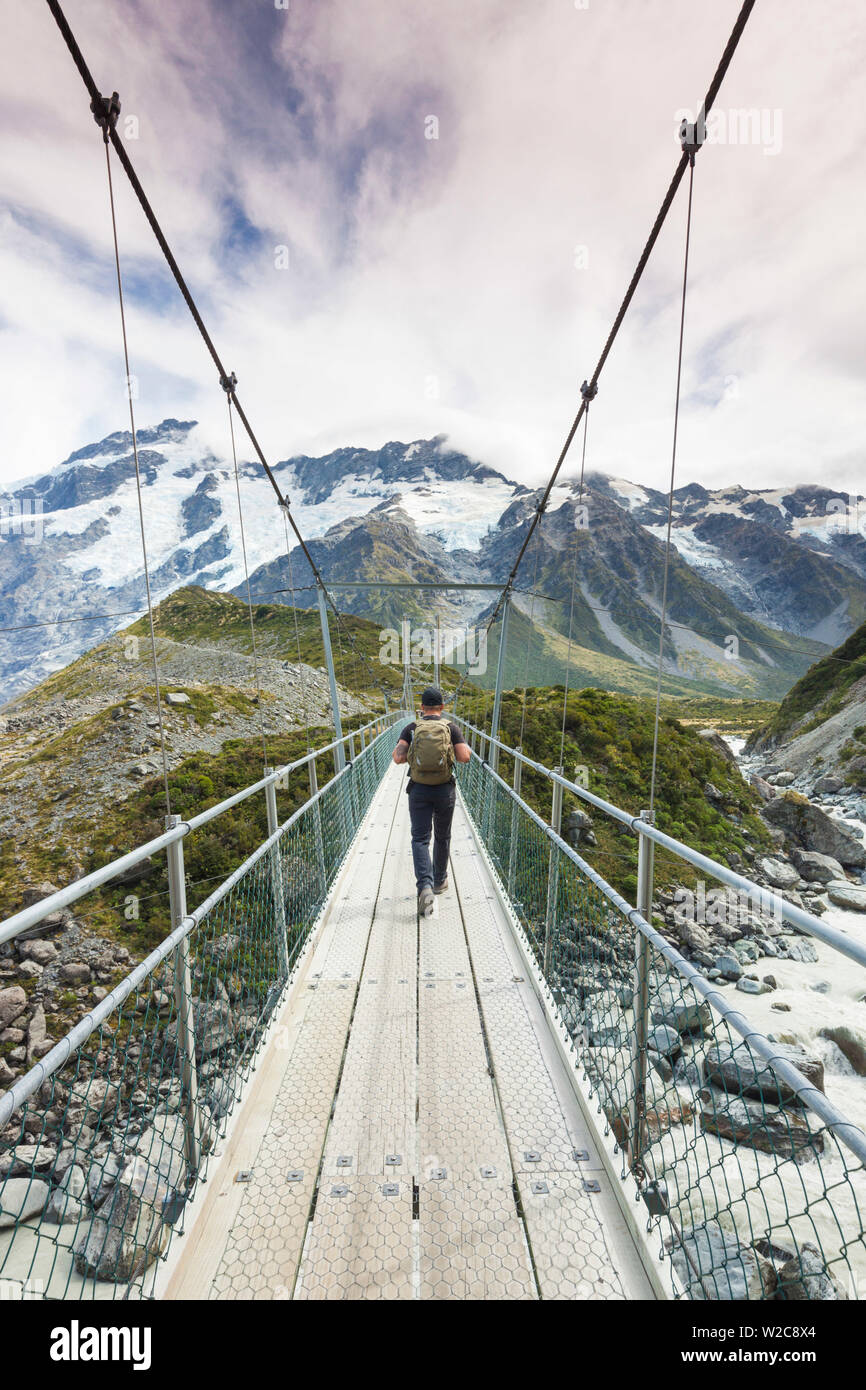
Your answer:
[454,717,866,971]
[0,717,407,1126]
[0,710,407,945]
[458,751,866,1168]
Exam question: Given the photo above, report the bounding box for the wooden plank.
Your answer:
[451,796,654,1301]
[163,768,402,1300]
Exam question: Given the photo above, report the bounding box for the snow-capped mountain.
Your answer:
[3,418,866,704]
[0,423,523,701]
[591,476,866,645]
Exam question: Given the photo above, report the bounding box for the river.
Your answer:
[643,736,866,1297]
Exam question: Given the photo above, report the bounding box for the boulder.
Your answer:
[762,792,866,867]
[757,857,800,891]
[749,774,775,803]
[165,692,190,706]
[704,1042,824,1104]
[699,1086,824,1162]
[68,1078,120,1130]
[813,775,843,795]
[26,1004,50,1064]
[87,1151,123,1205]
[715,953,743,982]
[647,1024,682,1060]
[0,986,27,1029]
[676,920,714,955]
[58,961,92,985]
[17,882,68,939]
[202,933,241,961]
[780,938,819,964]
[697,729,739,766]
[0,1143,58,1178]
[73,1177,171,1283]
[790,849,845,884]
[192,999,233,1057]
[44,1163,86,1226]
[0,1178,50,1228]
[737,977,773,995]
[817,1025,866,1076]
[17,939,57,965]
[20,880,60,908]
[670,1225,776,1300]
[770,772,796,787]
[651,984,712,1037]
[826,880,866,912]
[775,1242,847,1300]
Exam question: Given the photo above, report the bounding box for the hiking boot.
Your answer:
[418,886,435,918]
[433,877,449,894]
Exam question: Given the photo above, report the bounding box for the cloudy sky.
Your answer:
[1,0,864,497]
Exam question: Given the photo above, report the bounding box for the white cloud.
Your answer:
[1,0,865,507]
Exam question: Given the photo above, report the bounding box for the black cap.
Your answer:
[420,686,445,708]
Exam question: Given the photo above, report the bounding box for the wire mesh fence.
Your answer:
[0,718,402,1300]
[458,753,866,1302]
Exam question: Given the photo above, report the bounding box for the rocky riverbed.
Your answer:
[655,734,866,1297]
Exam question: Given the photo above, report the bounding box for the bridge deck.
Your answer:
[164,764,653,1301]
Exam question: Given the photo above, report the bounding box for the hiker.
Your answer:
[392,686,471,917]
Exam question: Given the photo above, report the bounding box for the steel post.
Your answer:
[506,749,523,897]
[488,595,510,777]
[317,583,345,773]
[542,769,564,978]
[434,612,441,690]
[264,774,291,984]
[308,758,327,895]
[165,815,201,1173]
[346,732,358,828]
[630,810,654,1170]
[401,617,412,714]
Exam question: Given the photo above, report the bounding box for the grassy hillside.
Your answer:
[455,685,773,903]
[747,618,866,746]
[0,718,366,951]
[450,601,820,703]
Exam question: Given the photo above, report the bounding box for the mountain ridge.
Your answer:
[3,419,863,703]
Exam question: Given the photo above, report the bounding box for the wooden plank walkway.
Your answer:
[163,764,653,1301]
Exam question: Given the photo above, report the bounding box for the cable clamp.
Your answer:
[91,90,121,140]
[219,371,238,394]
[279,495,291,512]
[678,115,705,165]
[580,379,598,403]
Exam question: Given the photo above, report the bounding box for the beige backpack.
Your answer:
[407,718,454,785]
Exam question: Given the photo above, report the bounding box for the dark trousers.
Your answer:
[407,780,456,892]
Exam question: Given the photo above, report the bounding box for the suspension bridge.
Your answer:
[2,0,865,1301]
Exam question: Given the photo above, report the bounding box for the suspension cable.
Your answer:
[451,0,756,707]
[281,507,313,752]
[49,0,394,718]
[649,156,697,815]
[225,390,269,769]
[44,0,350,630]
[558,389,595,768]
[518,531,544,755]
[99,113,173,816]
